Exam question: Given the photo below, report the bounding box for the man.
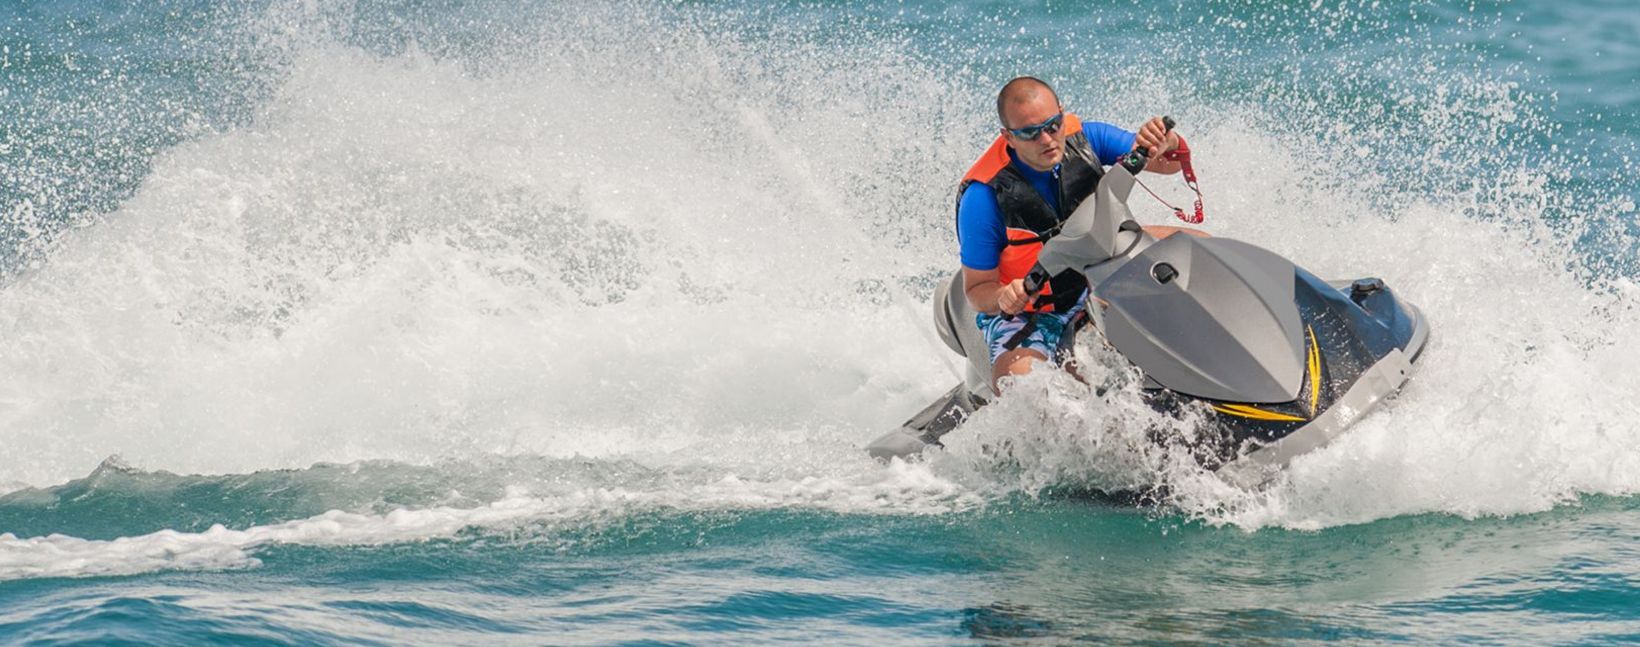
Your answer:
[957,76,1195,391]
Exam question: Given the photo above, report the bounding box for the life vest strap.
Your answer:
[1001,313,1038,351]
[1003,223,1061,246]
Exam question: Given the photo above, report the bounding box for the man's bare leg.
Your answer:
[1142,225,1210,239]
[991,347,1049,393]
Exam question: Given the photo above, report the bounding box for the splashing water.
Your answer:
[3,1,1640,641]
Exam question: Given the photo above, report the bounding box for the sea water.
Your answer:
[2,0,1638,643]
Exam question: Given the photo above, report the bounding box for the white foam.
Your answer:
[0,8,969,486]
[1,1,1637,535]
[0,461,978,581]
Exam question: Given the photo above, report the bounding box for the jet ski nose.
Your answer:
[1098,235,1307,404]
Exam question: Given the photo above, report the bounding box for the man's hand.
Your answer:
[1134,116,1183,175]
[962,267,1034,315]
[997,278,1030,315]
[1134,116,1179,156]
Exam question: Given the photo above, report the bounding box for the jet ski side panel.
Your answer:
[931,270,996,400]
[1216,347,1415,487]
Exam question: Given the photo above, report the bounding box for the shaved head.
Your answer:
[992,76,1067,171]
[996,76,1059,128]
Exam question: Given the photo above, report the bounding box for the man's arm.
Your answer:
[1085,118,1183,175]
[956,183,1029,315]
[963,266,1029,315]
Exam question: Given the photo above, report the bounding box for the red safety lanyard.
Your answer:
[1134,135,1206,224]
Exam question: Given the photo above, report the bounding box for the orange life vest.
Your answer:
[956,113,1105,312]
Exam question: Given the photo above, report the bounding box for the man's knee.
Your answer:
[992,348,1049,389]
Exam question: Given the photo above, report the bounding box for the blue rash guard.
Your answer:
[956,121,1136,271]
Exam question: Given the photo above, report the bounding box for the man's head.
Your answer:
[996,76,1066,172]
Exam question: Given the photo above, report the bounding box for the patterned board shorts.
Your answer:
[975,296,1087,364]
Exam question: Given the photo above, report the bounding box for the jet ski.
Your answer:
[867,137,1430,486]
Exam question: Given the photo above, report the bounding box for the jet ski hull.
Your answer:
[866,270,1429,484]
[868,161,1429,485]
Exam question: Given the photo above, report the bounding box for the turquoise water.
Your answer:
[3,0,1639,643]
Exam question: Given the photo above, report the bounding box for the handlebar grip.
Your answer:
[1120,148,1148,174]
[1120,116,1177,174]
[1003,265,1052,320]
[1022,264,1050,295]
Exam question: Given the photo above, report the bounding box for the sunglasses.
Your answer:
[1005,112,1064,140]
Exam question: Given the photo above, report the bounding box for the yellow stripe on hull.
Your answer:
[1211,404,1308,422]
[1307,325,1321,413]
[1211,326,1323,424]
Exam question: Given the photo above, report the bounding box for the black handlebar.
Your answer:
[1001,264,1053,320]
[1022,264,1051,295]
[1119,115,1176,174]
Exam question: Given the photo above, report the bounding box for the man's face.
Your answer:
[1001,93,1066,172]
